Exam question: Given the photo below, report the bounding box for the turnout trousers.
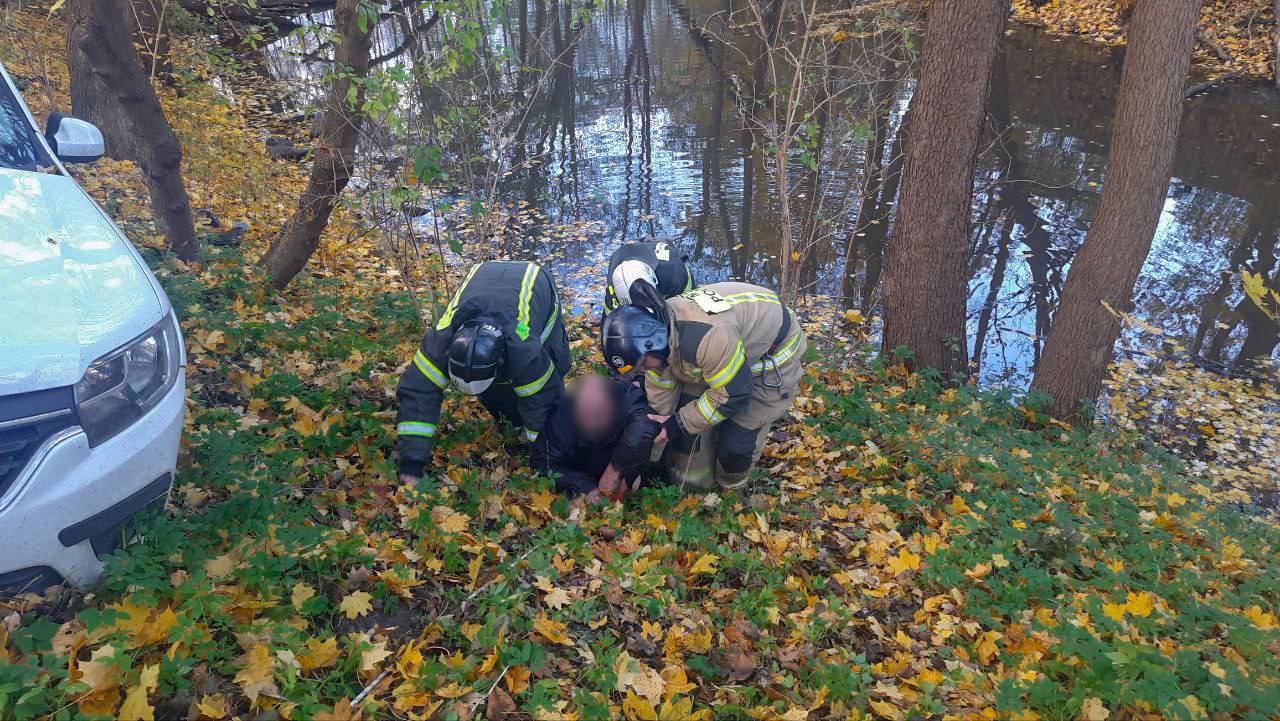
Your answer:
[663,331,806,491]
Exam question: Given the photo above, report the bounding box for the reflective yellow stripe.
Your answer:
[750,331,803,374]
[705,342,744,389]
[397,422,436,437]
[436,264,482,330]
[646,370,676,389]
[515,263,540,340]
[515,361,554,397]
[414,349,448,388]
[721,291,780,305]
[682,268,693,292]
[696,395,725,424]
[540,301,559,344]
[525,428,539,442]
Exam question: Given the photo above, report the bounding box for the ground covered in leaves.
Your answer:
[1013,0,1279,80]
[4,6,1280,721]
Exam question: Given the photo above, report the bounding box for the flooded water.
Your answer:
[265,0,1280,386]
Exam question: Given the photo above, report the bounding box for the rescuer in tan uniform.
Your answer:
[600,280,806,490]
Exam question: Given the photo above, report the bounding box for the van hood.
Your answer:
[0,168,164,396]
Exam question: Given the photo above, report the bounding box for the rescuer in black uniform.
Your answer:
[530,375,660,501]
[396,261,571,481]
[604,239,696,312]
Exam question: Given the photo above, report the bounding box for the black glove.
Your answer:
[663,414,695,454]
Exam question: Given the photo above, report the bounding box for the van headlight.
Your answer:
[74,314,181,447]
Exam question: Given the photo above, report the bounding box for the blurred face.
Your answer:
[573,375,617,441]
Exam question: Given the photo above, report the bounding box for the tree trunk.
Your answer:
[1031,0,1202,421]
[879,0,1007,379]
[68,0,200,261]
[258,0,372,289]
[67,1,135,160]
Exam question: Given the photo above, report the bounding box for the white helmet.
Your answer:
[610,259,658,305]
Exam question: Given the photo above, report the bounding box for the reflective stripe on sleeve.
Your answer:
[515,361,555,397]
[515,263,541,340]
[436,264,482,330]
[540,301,560,344]
[525,428,539,442]
[646,370,676,389]
[414,349,449,388]
[397,421,437,437]
[705,341,745,389]
[750,331,803,374]
[696,394,726,424]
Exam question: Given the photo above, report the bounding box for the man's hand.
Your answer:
[399,473,420,485]
[647,414,671,443]
[598,464,625,501]
[583,489,607,506]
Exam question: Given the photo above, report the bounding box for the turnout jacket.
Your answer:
[396,261,567,475]
[644,282,802,436]
[604,239,695,311]
[531,378,659,495]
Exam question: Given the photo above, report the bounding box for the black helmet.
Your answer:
[448,318,505,395]
[601,304,669,376]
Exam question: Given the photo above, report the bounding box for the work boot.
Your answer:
[668,450,714,490]
[715,468,750,491]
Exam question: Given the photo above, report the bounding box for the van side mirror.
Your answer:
[44,113,105,163]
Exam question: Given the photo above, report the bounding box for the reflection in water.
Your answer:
[267,0,1280,384]
[516,0,1280,384]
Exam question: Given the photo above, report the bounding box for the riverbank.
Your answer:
[3,6,1280,721]
[1013,0,1278,80]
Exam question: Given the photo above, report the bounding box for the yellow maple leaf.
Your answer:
[504,665,531,694]
[118,664,159,721]
[533,612,572,645]
[622,690,658,721]
[360,640,392,673]
[975,631,1001,665]
[544,586,572,610]
[1102,602,1127,622]
[1242,605,1278,630]
[1124,591,1154,618]
[1081,696,1109,721]
[529,489,556,516]
[688,553,719,576]
[431,505,470,534]
[887,548,922,576]
[614,651,665,704]
[340,591,373,620]
[194,694,229,719]
[234,644,278,703]
[299,637,339,672]
[660,665,696,698]
[203,554,238,579]
[291,583,316,611]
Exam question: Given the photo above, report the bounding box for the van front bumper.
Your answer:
[0,375,184,590]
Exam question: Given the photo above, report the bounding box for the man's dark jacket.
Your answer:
[531,378,659,495]
[396,261,570,477]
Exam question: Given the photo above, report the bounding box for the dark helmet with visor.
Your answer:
[601,304,669,376]
[448,318,505,395]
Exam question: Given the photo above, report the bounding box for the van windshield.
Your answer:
[0,79,47,172]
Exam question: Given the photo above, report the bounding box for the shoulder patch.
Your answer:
[675,320,714,365]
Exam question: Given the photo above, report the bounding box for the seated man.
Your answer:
[531,374,660,501]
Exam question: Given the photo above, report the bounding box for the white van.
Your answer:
[0,62,185,592]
